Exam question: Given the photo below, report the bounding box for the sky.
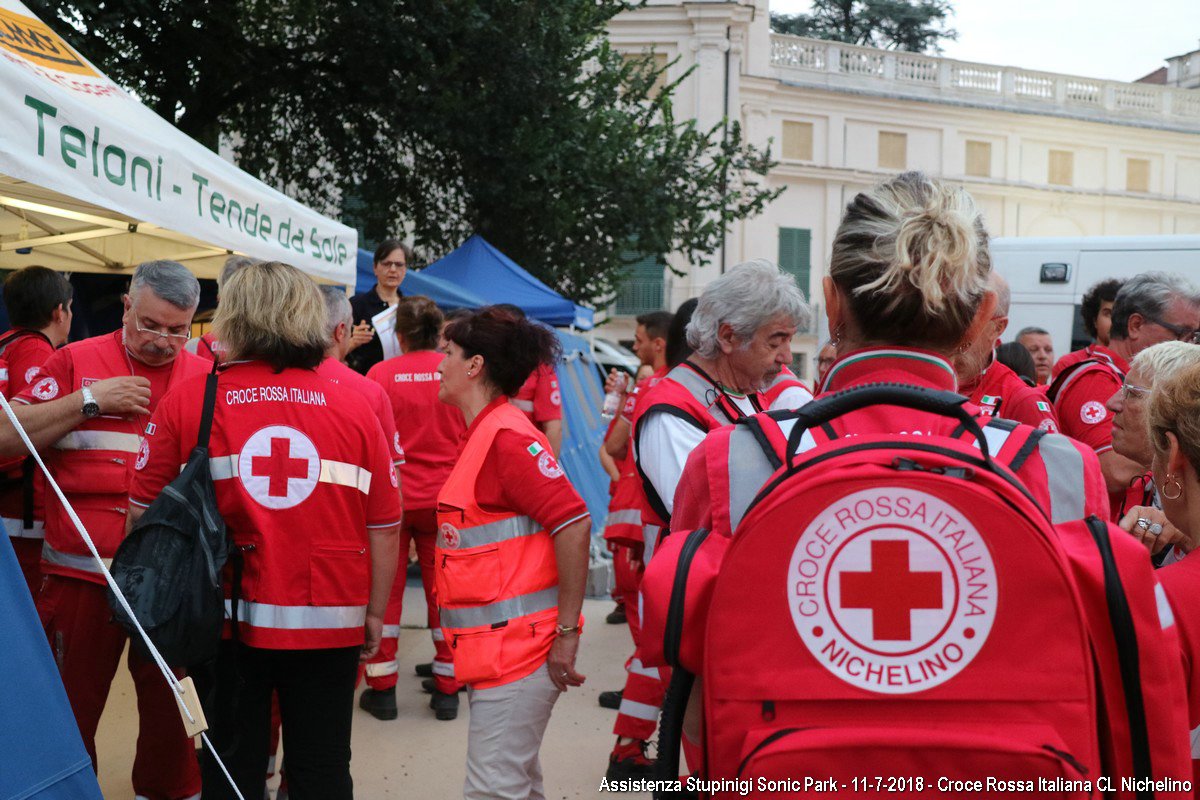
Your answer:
[768,0,1200,83]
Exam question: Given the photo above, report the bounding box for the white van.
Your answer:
[991,235,1200,356]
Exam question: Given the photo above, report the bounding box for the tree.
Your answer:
[771,0,957,54]
[34,1,781,307]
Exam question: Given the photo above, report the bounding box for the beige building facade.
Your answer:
[604,1,1200,378]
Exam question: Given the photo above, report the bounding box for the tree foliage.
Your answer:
[771,0,957,53]
[32,0,781,307]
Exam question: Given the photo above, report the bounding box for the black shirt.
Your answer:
[347,284,402,375]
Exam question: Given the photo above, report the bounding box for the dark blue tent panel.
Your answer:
[0,536,102,800]
[423,236,594,329]
[553,330,609,533]
[354,248,487,310]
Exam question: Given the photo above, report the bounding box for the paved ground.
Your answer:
[96,584,650,798]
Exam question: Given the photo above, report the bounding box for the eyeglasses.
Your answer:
[134,316,190,341]
[1120,381,1151,401]
[1145,315,1200,343]
[377,260,407,271]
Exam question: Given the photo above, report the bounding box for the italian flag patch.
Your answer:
[527,443,544,457]
[1037,401,1051,412]
[980,395,1000,405]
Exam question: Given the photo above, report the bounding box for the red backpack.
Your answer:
[653,384,1190,798]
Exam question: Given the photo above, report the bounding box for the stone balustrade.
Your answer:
[770,34,1200,130]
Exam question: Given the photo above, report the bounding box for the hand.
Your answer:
[360,613,383,662]
[1119,505,1190,557]
[89,376,152,416]
[604,369,629,396]
[346,321,374,353]
[546,632,585,692]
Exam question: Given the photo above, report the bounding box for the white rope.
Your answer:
[0,394,245,800]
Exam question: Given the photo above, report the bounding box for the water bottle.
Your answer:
[601,372,629,420]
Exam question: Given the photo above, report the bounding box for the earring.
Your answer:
[831,325,844,346]
[1162,474,1185,501]
[467,371,474,377]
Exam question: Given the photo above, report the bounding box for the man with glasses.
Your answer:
[1,260,208,800]
[1049,271,1200,520]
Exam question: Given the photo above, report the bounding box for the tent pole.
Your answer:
[2,205,120,268]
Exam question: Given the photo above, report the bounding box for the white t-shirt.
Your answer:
[637,394,758,516]
[769,384,814,411]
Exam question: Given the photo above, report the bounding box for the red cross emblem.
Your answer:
[252,437,310,497]
[789,488,997,695]
[238,425,319,509]
[840,539,943,640]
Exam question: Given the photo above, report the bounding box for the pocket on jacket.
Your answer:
[309,543,368,606]
[436,544,501,606]
[451,626,504,685]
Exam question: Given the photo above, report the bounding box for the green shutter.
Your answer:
[777,227,812,300]
[614,251,665,315]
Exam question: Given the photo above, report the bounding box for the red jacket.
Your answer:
[16,332,208,583]
[963,359,1059,432]
[131,361,402,649]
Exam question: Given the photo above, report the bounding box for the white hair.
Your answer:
[1130,340,1200,385]
[318,285,353,337]
[685,259,811,359]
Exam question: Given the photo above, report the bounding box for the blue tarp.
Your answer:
[553,329,609,533]
[0,536,103,800]
[356,244,607,531]
[422,236,594,329]
[354,248,488,309]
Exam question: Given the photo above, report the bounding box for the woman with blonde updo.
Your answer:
[673,172,1109,542]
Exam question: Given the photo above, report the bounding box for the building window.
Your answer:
[782,121,814,161]
[622,51,670,96]
[965,140,992,178]
[778,227,812,301]
[614,251,665,315]
[1126,158,1151,193]
[1048,150,1074,186]
[878,131,907,170]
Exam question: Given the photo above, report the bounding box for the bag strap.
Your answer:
[196,360,219,449]
[1085,515,1154,797]
[0,328,50,358]
[1046,358,1102,404]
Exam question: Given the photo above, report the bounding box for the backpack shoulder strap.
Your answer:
[196,361,220,449]
[0,329,47,357]
[1046,358,1112,404]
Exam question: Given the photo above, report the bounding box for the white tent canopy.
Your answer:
[0,0,356,283]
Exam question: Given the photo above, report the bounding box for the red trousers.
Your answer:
[37,575,201,800]
[363,508,461,693]
[611,542,639,605]
[612,559,668,741]
[11,535,42,597]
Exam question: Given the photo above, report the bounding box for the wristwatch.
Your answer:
[80,386,100,418]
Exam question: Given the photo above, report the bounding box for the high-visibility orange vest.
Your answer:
[436,402,565,689]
